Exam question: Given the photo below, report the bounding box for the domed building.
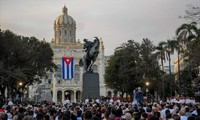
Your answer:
[49,5,106,103]
[53,5,76,44]
[28,5,108,103]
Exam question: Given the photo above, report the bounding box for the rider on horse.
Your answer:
[83,39,93,56]
[79,37,100,72]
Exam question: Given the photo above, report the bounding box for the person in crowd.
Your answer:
[85,98,89,104]
[23,116,34,120]
[84,110,93,120]
[135,87,144,107]
[0,113,8,120]
[172,114,181,120]
[64,97,70,106]
[1,93,200,120]
[109,98,114,103]
[77,109,82,120]
[96,98,100,103]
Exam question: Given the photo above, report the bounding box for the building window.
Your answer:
[70,30,72,37]
[75,65,80,72]
[55,64,61,81]
[57,80,61,84]
[108,91,112,97]
[65,30,67,37]
[48,79,51,84]
[59,30,61,37]
[74,73,79,81]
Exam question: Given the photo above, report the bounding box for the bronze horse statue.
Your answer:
[79,37,100,72]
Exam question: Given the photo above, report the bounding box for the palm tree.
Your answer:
[165,39,178,96]
[176,22,198,46]
[155,41,167,101]
[174,35,184,94]
[176,22,198,82]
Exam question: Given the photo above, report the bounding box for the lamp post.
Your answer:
[18,82,23,102]
[145,82,150,102]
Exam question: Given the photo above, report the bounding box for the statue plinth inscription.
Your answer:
[82,73,100,100]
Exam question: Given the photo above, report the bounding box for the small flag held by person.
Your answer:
[62,57,74,80]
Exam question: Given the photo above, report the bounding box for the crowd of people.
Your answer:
[0,95,200,120]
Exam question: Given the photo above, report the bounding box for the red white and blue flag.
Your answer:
[62,57,74,80]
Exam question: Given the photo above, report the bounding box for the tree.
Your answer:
[188,37,200,68]
[181,4,200,24]
[175,22,200,95]
[105,39,161,99]
[174,36,184,93]
[0,29,56,97]
[140,39,162,77]
[187,27,200,89]
[104,55,122,95]
[140,39,162,98]
[176,22,198,46]
[179,68,194,97]
[105,40,142,98]
[0,29,26,97]
[176,22,198,84]
[165,39,177,96]
[155,41,167,100]
[163,73,175,97]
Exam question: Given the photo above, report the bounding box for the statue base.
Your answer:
[82,72,100,100]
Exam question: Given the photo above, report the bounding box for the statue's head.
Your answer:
[94,37,99,41]
[94,37,99,44]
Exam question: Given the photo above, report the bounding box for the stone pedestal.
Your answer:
[82,72,100,100]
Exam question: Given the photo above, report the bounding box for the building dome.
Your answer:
[54,5,76,44]
[54,5,76,26]
[55,14,76,25]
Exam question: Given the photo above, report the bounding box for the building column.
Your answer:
[52,73,57,103]
[53,90,57,103]
[80,67,84,102]
[74,90,77,103]
[62,91,65,104]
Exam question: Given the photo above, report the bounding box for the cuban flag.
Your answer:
[62,57,74,80]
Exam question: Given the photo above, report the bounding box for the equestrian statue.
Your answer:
[79,37,100,72]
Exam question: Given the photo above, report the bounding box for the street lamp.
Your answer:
[145,82,149,86]
[19,82,23,86]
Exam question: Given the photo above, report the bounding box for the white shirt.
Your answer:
[180,116,188,120]
[85,98,89,104]
[96,99,100,103]
[8,101,13,106]
[180,99,185,104]
[185,99,191,104]
[117,99,121,103]
[110,99,114,103]
[161,108,167,120]
[64,99,70,105]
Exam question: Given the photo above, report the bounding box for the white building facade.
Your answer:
[50,6,106,103]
